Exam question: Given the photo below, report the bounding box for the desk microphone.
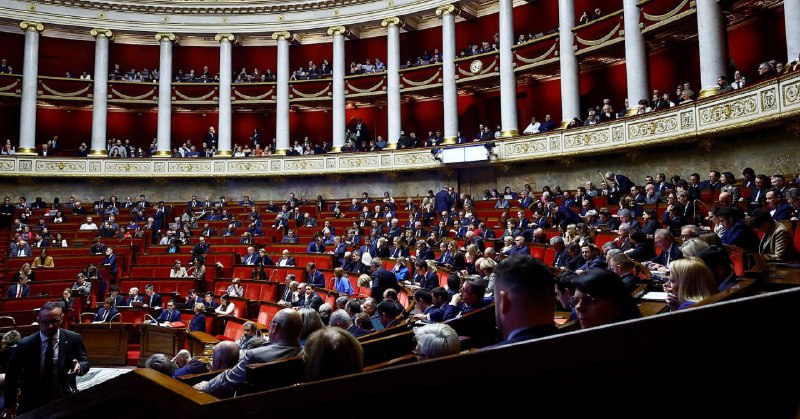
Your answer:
[144,313,159,325]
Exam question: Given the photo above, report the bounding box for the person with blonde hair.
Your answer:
[665,257,717,311]
[304,327,363,381]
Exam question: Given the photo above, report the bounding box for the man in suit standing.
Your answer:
[370,258,399,300]
[3,302,90,415]
[434,186,453,214]
[102,247,118,282]
[6,276,30,298]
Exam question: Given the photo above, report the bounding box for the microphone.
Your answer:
[144,313,159,325]
[109,312,121,323]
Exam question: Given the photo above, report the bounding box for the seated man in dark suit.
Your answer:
[294,284,324,311]
[143,284,163,310]
[93,297,120,322]
[6,276,30,298]
[490,256,559,346]
[194,309,303,398]
[370,258,400,300]
[329,308,370,338]
[575,244,607,274]
[305,262,325,288]
[156,300,182,323]
[444,276,489,320]
[647,229,683,270]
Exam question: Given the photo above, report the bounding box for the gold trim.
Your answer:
[174,88,217,101]
[643,0,689,22]
[441,136,456,145]
[346,79,384,94]
[0,81,19,92]
[89,149,108,157]
[575,23,621,47]
[215,33,235,43]
[383,143,397,150]
[153,150,172,157]
[90,28,113,39]
[573,9,624,31]
[514,42,558,64]
[16,147,36,155]
[273,149,287,155]
[271,31,292,41]
[435,4,456,16]
[698,86,720,99]
[381,17,401,27]
[214,149,233,157]
[402,70,441,87]
[40,83,91,97]
[233,88,274,101]
[625,107,638,116]
[291,84,331,98]
[19,21,44,32]
[111,87,156,101]
[500,130,518,138]
[329,146,342,153]
[326,26,347,36]
[154,33,177,42]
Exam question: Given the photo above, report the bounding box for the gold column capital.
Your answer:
[215,33,235,43]
[90,28,113,39]
[381,17,401,27]
[154,33,177,42]
[271,31,292,41]
[326,26,347,36]
[19,21,44,33]
[435,4,458,16]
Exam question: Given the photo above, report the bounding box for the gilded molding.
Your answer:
[380,17,401,27]
[154,33,177,42]
[214,33,235,43]
[90,28,113,38]
[19,21,44,32]
[271,31,292,41]
[435,4,456,16]
[326,26,347,36]
[1,75,799,179]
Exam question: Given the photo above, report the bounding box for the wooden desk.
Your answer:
[139,323,186,366]
[187,331,220,356]
[639,301,667,317]
[74,322,133,365]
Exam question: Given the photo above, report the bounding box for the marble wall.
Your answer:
[4,127,797,202]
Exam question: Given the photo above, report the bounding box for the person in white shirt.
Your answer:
[170,260,188,278]
[522,117,540,134]
[215,294,235,316]
[79,216,98,230]
[226,278,245,298]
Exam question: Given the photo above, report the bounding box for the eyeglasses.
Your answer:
[40,317,63,325]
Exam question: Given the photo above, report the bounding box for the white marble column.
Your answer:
[90,29,112,157]
[154,33,176,157]
[437,5,459,143]
[558,0,580,126]
[216,33,234,157]
[696,0,726,98]
[272,31,291,155]
[498,0,518,136]
[382,17,401,149]
[785,0,800,67]
[328,26,346,153]
[17,21,43,156]
[623,0,648,115]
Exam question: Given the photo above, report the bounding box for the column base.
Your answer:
[698,86,721,99]
[625,107,639,117]
[152,150,172,157]
[441,136,457,145]
[273,149,287,156]
[215,150,233,158]
[329,146,342,154]
[559,120,572,129]
[500,130,518,138]
[16,147,37,155]
[383,142,397,150]
[89,149,108,157]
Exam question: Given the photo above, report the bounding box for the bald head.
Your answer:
[211,341,241,370]
[270,308,303,345]
[718,192,732,207]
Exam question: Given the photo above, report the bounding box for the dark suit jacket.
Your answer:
[297,293,323,311]
[494,324,559,347]
[277,256,296,267]
[651,242,683,266]
[156,309,181,323]
[6,284,30,298]
[94,307,119,322]
[307,271,325,288]
[771,202,793,221]
[371,268,400,300]
[145,293,163,309]
[189,313,206,332]
[4,329,90,413]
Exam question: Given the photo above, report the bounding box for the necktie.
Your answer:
[664,251,671,265]
[43,337,55,401]
[18,249,23,257]
[102,310,108,322]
